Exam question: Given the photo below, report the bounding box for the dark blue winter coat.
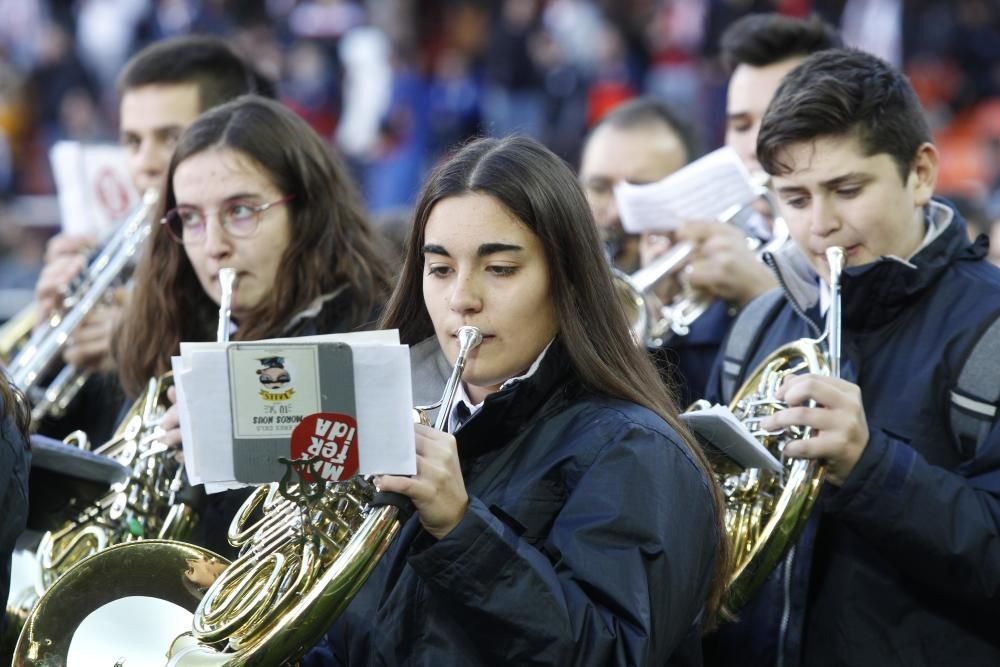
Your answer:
[304,338,721,666]
[657,298,735,409]
[0,391,30,635]
[704,200,1000,667]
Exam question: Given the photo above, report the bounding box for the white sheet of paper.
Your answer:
[170,355,199,485]
[172,330,414,493]
[681,403,783,473]
[614,146,759,233]
[50,141,139,239]
[351,343,416,474]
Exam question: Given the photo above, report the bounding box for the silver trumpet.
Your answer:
[615,175,790,347]
[8,188,161,425]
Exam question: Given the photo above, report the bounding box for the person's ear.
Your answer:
[909,142,938,206]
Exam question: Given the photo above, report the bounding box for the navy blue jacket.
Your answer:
[704,201,1000,667]
[0,392,30,634]
[304,339,721,666]
[657,299,735,409]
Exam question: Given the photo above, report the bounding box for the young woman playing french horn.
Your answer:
[112,95,393,557]
[303,136,730,666]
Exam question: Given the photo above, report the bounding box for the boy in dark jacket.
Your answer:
[706,48,1000,666]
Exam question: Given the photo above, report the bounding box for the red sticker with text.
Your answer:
[290,413,359,482]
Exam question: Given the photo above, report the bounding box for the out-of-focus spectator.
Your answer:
[283,40,341,139]
[0,0,47,71]
[337,25,393,158]
[74,0,148,92]
[288,0,365,40]
[482,0,544,138]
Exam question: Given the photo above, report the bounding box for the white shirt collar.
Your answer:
[446,339,555,433]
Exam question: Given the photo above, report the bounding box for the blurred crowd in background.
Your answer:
[1,0,999,320]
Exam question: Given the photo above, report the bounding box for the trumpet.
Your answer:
[616,178,790,347]
[15,328,484,666]
[0,306,36,365]
[7,189,160,426]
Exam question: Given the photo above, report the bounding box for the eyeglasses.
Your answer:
[159,195,294,244]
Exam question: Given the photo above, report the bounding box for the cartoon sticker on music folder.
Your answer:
[229,346,321,439]
[256,356,294,401]
[228,342,357,484]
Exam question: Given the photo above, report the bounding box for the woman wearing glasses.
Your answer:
[112,95,392,556]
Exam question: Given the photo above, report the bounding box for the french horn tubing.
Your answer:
[15,327,483,666]
[693,246,845,610]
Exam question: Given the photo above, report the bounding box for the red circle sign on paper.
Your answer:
[290,413,359,482]
[93,167,132,219]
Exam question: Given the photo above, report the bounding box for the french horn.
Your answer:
[692,246,845,610]
[14,327,483,666]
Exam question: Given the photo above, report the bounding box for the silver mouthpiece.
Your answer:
[825,246,846,379]
[217,268,238,344]
[456,326,483,351]
[432,325,483,432]
[826,246,845,280]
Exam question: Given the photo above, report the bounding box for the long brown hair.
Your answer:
[116,96,392,397]
[1,372,29,439]
[380,136,731,625]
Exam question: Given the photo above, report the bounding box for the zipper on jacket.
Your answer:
[763,252,822,338]
[777,545,795,667]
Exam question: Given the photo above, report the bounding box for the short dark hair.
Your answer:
[720,13,841,73]
[757,48,932,182]
[590,96,700,162]
[117,35,271,111]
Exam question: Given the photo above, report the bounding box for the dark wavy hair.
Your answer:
[379,135,731,625]
[0,372,29,438]
[115,96,392,397]
[757,48,932,182]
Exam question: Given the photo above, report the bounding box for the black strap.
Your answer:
[950,312,1000,457]
[373,490,415,524]
[721,288,786,404]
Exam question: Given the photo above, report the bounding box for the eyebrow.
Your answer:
[119,124,185,140]
[175,193,264,208]
[422,242,524,257]
[776,172,873,194]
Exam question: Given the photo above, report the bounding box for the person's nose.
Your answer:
[448,270,483,316]
[202,213,234,260]
[809,195,841,238]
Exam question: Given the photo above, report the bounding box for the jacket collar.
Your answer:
[281,285,349,335]
[454,337,575,461]
[763,200,984,332]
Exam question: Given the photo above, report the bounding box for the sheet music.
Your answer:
[614,146,759,233]
[681,403,783,472]
[173,329,415,493]
[50,141,139,239]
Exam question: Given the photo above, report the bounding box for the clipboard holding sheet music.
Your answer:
[171,330,416,493]
[681,403,783,473]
